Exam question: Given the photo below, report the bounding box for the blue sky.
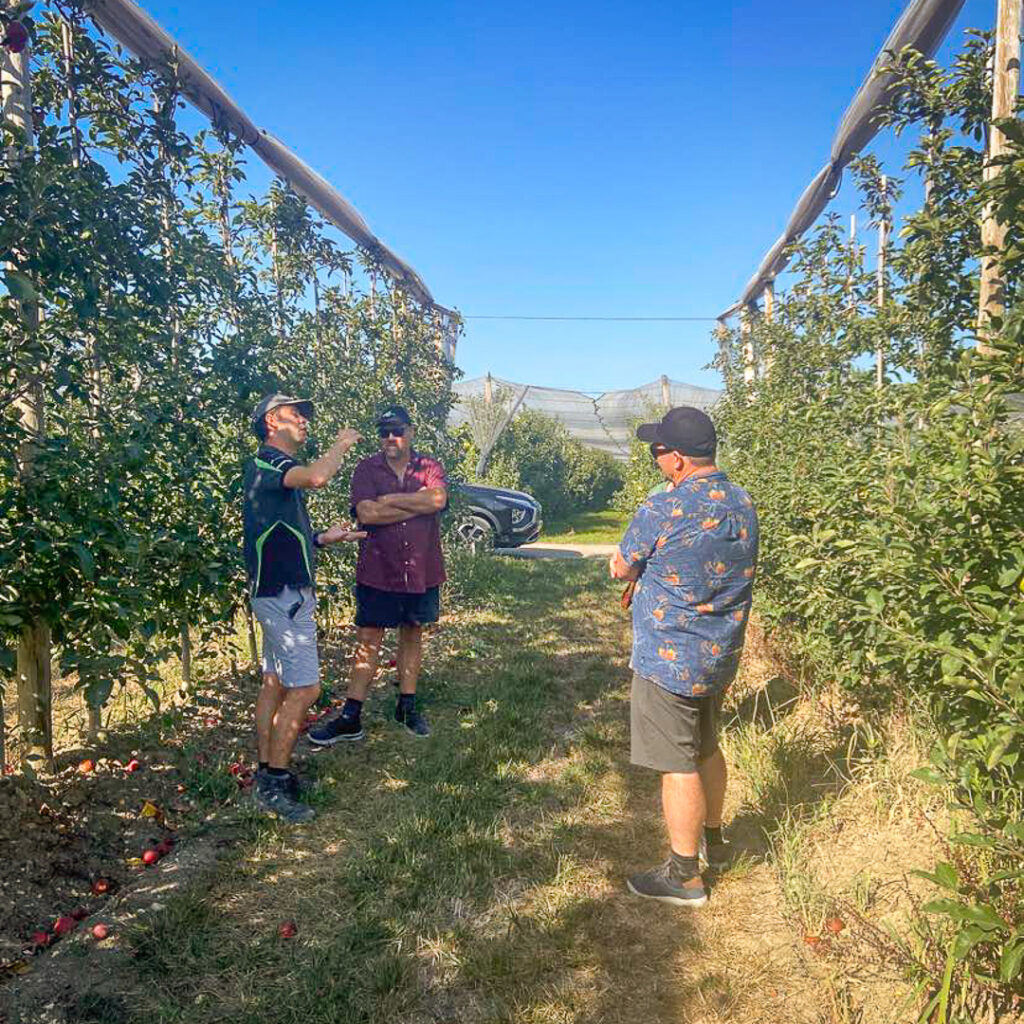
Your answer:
[142,0,995,392]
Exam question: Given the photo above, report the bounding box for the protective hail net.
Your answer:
[451,376,722,461]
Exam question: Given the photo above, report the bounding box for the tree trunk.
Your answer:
[17,621,52,771]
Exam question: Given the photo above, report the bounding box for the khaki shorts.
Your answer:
[630,672,722,774]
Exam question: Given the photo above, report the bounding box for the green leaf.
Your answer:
[865,588,884,614]
[947,833,994,849]
[999,939,1024,983]
[922,899,1007,932]
[2,270,37,303]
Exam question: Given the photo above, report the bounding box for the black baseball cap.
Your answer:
[251,393,314,437]
[376,405,412,429]
[636,406,717,457]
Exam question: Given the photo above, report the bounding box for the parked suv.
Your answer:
[451,483,542,548]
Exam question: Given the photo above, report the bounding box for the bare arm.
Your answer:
[609,548,643,581]
[379,487,447,514]
[283,428,362,490]
[355,499,420,526]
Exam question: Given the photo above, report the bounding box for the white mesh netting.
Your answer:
[450,376,722,461]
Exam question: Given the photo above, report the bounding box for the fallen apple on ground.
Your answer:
[91,923,110,940]
[91,878,111,895]
[278,920,297,938]
[78,759,95,774]
[53,916,77,937]
[825,916,845,934]
[141,849,160,866]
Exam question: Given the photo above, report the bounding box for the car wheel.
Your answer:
[455,515,495,549]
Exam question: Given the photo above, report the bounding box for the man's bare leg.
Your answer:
[698,748,727,828]
[347,626,384,701]
[268,684,320,769]
[396,625,423,695]
[662,771,706,885]
[256,672,284,764]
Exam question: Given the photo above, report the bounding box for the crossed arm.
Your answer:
[356,487,447,526]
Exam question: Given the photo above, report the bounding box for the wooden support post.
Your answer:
[3,37,52,771]
[741,303,757,387]
[484,372,493,405]
[763,281,775,378]
[977,0,1022,350]
[876,175,889,388]
[660,374,671,409]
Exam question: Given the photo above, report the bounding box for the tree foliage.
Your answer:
[0,4,457,753]
[713,33,1023,1013]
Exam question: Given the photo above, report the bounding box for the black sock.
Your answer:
[266,767,291,779]
[341,697,363,722]
[704,825,723,846]
[669,851,701,881]
[397,693,415,715]
[258,761,268,772]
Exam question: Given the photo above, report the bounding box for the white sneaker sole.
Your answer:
[626,880,708,907]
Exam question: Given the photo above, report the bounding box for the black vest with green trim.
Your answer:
[242,445,317,597]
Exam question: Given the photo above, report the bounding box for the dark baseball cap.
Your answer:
[251,393,314,437]
[636,406,717,457]
[376,404,412,428]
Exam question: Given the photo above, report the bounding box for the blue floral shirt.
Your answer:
[619,471,758,698]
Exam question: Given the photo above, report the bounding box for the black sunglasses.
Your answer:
[378,426,406,439]
[649,442,670,459]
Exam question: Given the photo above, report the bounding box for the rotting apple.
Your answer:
[277,920,297,938]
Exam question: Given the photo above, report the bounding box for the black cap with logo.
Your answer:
[251,393,314,437]
[375,405,413,429]
[636,406,717,457]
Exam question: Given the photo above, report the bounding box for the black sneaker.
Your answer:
[308,714,365,746]
[255,773,316,824]
[627,861,707,907]
[395,703,431,737]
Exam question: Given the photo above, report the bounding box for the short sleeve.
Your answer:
[422,457,448,490]
[350,459,378,515]
[253,449,298,492]
[619,500,662,565]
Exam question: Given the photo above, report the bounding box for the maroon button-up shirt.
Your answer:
[350,450,448,594]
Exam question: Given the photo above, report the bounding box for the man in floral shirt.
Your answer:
[610,406,758,907]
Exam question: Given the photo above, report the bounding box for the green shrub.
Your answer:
[456,410,623,522]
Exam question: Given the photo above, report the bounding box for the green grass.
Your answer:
[108,557,702,1024]
[540,508,628,545]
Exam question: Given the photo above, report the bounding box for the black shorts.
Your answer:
[354,584,440,628]
[630,673,722,774]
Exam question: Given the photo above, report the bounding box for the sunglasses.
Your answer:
[649,443,671,459]
[378,426,407,439]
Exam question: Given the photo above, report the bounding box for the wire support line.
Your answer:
[462,315,720,322]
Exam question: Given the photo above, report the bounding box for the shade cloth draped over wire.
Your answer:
[720,0,965,319]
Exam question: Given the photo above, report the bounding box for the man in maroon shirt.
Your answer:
[309,405,447,742]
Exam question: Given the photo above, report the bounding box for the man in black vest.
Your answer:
[243,394,363,823]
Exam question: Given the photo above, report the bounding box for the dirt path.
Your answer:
[4,557,837,1024]
[496,541,617,559]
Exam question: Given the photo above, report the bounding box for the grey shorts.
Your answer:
[250,585,320,689]
[630,672,722,774]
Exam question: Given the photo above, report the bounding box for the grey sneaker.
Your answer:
[395,703,430,737]
[627,861,707,907]
[255,773,316,824]
[256,767,314,798]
